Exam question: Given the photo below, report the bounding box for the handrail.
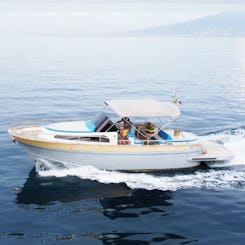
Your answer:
[118,138,197,145]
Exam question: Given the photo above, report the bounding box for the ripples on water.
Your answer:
[0,36,245,244]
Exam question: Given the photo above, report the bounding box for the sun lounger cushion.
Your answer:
[85,120,96,132]
[158,130,172,140]
[46,120,96,133]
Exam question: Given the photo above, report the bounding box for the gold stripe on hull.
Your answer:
[13,135,199,153]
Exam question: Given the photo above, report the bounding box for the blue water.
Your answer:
[0,36,245,244]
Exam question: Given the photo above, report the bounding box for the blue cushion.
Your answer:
[85,120,96,132]
[158,130,172,140]
[134,141,144,145]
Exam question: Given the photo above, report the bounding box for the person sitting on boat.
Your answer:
[119,128,129,145]
[145,122,155,135]
[117,117,134,144]
[117,117,132,130]
[142,122,156,144]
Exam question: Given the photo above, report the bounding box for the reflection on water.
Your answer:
[100,189,173,219]
[6,232,193,245]
[15,168,131,205]
[14,169,198,244]
[16,168,173,212]
[95,232,190,245]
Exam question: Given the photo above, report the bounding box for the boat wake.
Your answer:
[200,127,245,166]
[36,128,245,191]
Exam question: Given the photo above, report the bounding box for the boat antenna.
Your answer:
[172,90,182,105]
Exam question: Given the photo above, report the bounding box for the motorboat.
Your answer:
[8,99,233,171]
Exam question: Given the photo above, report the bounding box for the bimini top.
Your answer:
[105,99,181,118]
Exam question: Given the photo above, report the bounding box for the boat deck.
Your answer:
[189,140,233,162]
[11,125,198,146]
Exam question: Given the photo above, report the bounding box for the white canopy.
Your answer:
[104,99,181,118]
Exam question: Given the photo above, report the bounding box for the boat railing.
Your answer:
[118,138,196,145]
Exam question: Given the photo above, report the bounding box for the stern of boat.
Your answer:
[188,140,234,167]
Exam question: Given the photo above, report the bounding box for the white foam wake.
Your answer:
[37,164,245,191]
[36,128,245,191]
[200,128,245,166]
[200,128,245,144]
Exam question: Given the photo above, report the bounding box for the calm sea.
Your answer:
[0,36,245,244]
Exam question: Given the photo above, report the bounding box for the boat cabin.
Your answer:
[44,99,197,146]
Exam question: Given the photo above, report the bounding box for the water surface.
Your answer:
[0,36,245,244]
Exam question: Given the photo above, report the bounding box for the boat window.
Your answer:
[55,135,110,143]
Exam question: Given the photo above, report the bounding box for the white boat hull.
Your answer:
[8,99,234,171]
[20,142,202,171]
